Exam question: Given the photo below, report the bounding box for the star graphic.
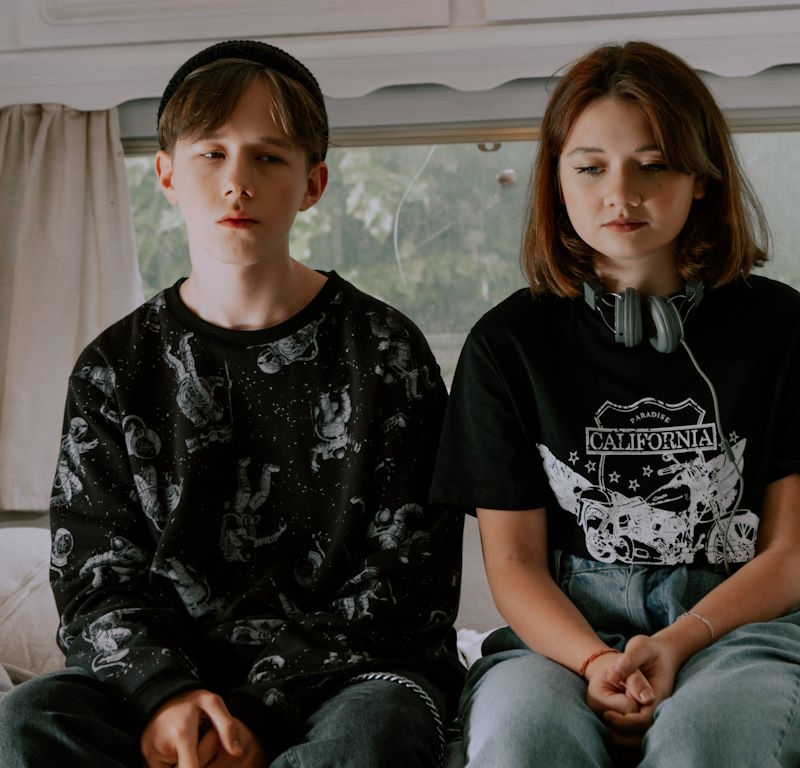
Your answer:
[609,471,620,483]
[569,451,579,465]
[585,460,597,473]
[629,479,640,492]
[642,465,653,477]
[729,431,739,443]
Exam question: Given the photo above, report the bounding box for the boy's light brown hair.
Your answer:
[157,40,328,165]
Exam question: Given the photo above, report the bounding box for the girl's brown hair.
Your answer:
[523,41,769,297]
[158,59,328,165]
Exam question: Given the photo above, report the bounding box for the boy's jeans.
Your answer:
[458,553,800,767]
[0,666,443,767]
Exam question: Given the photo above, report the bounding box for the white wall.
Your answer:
[2,0,800,119]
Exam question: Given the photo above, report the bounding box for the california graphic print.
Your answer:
[538,397,758,566]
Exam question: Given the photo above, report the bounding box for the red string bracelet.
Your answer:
[579,648,620,679]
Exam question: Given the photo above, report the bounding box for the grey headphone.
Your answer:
[583,279,704,354]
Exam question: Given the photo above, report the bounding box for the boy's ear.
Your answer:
[155,150,179,205]
[299,162,328,212]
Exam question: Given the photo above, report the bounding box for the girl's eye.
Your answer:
[641,163,669,173]
[576,166,602,175]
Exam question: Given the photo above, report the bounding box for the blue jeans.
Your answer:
[457,553,800,767]
[0,667,444,767]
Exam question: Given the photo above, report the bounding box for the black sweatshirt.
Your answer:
[49,272,464,751]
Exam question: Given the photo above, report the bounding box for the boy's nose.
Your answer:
[223,180,254,199]
[222,158,254,198]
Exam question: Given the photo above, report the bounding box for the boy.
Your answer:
[0,40,464,767]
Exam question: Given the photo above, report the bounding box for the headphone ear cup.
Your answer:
[615,287,642,347]
[648,296,684,353]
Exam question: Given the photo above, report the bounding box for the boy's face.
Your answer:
[155,79,327,270]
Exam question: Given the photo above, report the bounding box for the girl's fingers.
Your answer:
[623,668,655,705]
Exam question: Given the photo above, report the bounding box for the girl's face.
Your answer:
[558,97,705,292]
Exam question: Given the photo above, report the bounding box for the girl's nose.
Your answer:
[603,171,642,208]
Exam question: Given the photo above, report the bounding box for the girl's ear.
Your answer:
[693,175,707,200]
[155,151,179,205]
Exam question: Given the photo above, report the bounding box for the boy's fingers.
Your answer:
[203,700,243,756]
[197,728,221,765]
[175,737,201,768]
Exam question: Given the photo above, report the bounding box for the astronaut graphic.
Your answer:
[369,310,433,400]
[309,386,360,471]
[50,527,74,577]
[123,415,162,459]
[294,534,327,587]
[252,316,323,374]
[50,417,98,508]
[79,536,149,590]
[153,558,225,618]
[134,466,183,531]
[539,397,756,565]
[220,458,285,562]
[249,654,287,683]
[367,502,430,563]
[230,618,285,644]
[334,566,395,620]
[165,333,227,428]
[83,609,135,675]
[76,364,116,398]
[143,293,166,333]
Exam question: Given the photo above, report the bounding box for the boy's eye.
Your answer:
[258,154,283,164]
[641,163,669,173]
[201,151,224,159]
[576,166,602,175]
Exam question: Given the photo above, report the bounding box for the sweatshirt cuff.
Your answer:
[129,672,205,730]
[225,689,302,758]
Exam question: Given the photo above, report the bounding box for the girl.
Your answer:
[432,41,800,766]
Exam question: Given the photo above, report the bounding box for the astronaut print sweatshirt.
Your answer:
[49,271,464,751]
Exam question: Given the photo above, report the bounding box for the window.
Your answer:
[126,141,533,385]
[125,131,800,385]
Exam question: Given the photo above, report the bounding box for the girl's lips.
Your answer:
[603,220,645,233]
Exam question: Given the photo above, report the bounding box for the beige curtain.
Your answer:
[0,104,143,512]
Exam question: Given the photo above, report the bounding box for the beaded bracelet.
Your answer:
[579,648,620,679]
[678,611,715,642]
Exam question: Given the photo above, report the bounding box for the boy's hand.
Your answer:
[197,717,268,767]
[141,689,244,768]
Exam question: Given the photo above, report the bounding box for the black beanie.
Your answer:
[157,39,328,157]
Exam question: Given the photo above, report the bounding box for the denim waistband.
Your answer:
[551,551,725,645]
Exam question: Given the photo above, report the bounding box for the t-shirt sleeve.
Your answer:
[430,326,550,512]
[767,320,800,482]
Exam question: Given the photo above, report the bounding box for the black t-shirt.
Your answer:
[432,275,800,567]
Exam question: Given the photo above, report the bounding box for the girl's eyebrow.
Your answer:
[564,146,603,156]
[564,143,662,156]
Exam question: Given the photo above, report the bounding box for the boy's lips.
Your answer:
[219,212,258,227]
